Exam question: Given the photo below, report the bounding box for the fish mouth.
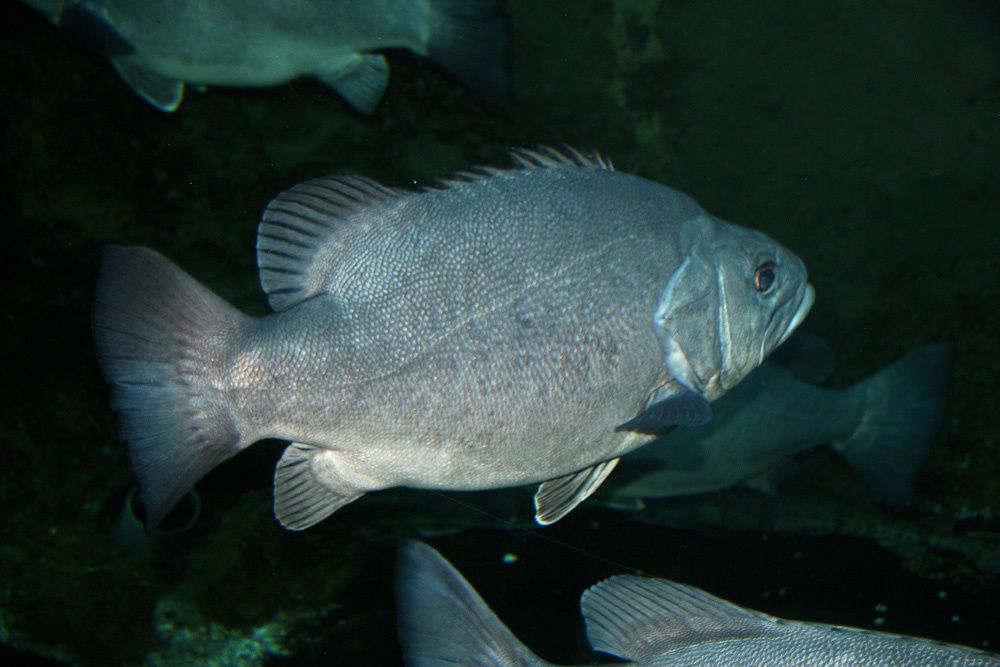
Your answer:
[758,281,815,367]
[778,282,815,346]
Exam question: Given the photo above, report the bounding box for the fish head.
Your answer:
[653,218,814,401]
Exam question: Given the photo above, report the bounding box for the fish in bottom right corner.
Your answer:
[600,337,955,510]
[395,540,1000,666]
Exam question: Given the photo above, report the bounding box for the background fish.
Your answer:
[92,147,813,531]
[396,541,1000,666]
[22,0,510,113]
[603,340,953,509]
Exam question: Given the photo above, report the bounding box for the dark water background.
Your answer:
[1,0,998,664]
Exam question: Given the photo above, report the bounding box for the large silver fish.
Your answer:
[396,541,1000,666]
[603,341,953,509]
[24,0,509,113]
[92,147,814,530]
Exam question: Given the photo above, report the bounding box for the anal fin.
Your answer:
[273,443,364,530]
[112,58,184,111]
[317,54,389,115]
[534,458,620,525]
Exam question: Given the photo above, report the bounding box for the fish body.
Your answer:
[396,541,1000,666]
[25,0,509,112]
[604,341,952,508]
[92,148,813,530]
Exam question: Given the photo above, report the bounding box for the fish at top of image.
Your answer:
[20,0,510,113]
[91,146,815,533]
[395,541,1000,666]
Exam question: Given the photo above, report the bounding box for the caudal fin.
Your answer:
[92,246,249,529]
[426,0,511,107]
[832,343,953,508]
[396,541,549,667]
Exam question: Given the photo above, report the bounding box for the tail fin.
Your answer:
[92,246,249,529]
[396,541,549,667]
[832,343,953,508]
[426,0,511,107]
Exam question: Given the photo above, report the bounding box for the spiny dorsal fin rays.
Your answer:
[431,145,614,190]
[509,144,614,171]
[431,165,508,189]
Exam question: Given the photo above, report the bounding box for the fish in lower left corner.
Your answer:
[395,541,1000,666]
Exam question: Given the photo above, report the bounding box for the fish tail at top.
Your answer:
[425,0,511,107]
[833,342,954,508]
[92,246,250,530]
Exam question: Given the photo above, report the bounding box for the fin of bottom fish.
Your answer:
[316,54,389,115]
[534,457,620,525]
[110,59,185,112]
[832,342,953,508]
[92,246,249,529]
[581,575,784,661]
[396,541,548,667]
[273,443,364,530]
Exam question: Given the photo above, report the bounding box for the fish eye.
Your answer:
[754,262,777,293]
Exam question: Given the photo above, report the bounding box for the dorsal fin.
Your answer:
[581,576,785,661]
[257,147,613,311]
[257,175,408,311]
[432,145,614,189]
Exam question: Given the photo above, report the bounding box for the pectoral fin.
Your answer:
[534,458,620,525]
[615,388,712,433]
[273,443,364,530]
[111,59,184,112]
